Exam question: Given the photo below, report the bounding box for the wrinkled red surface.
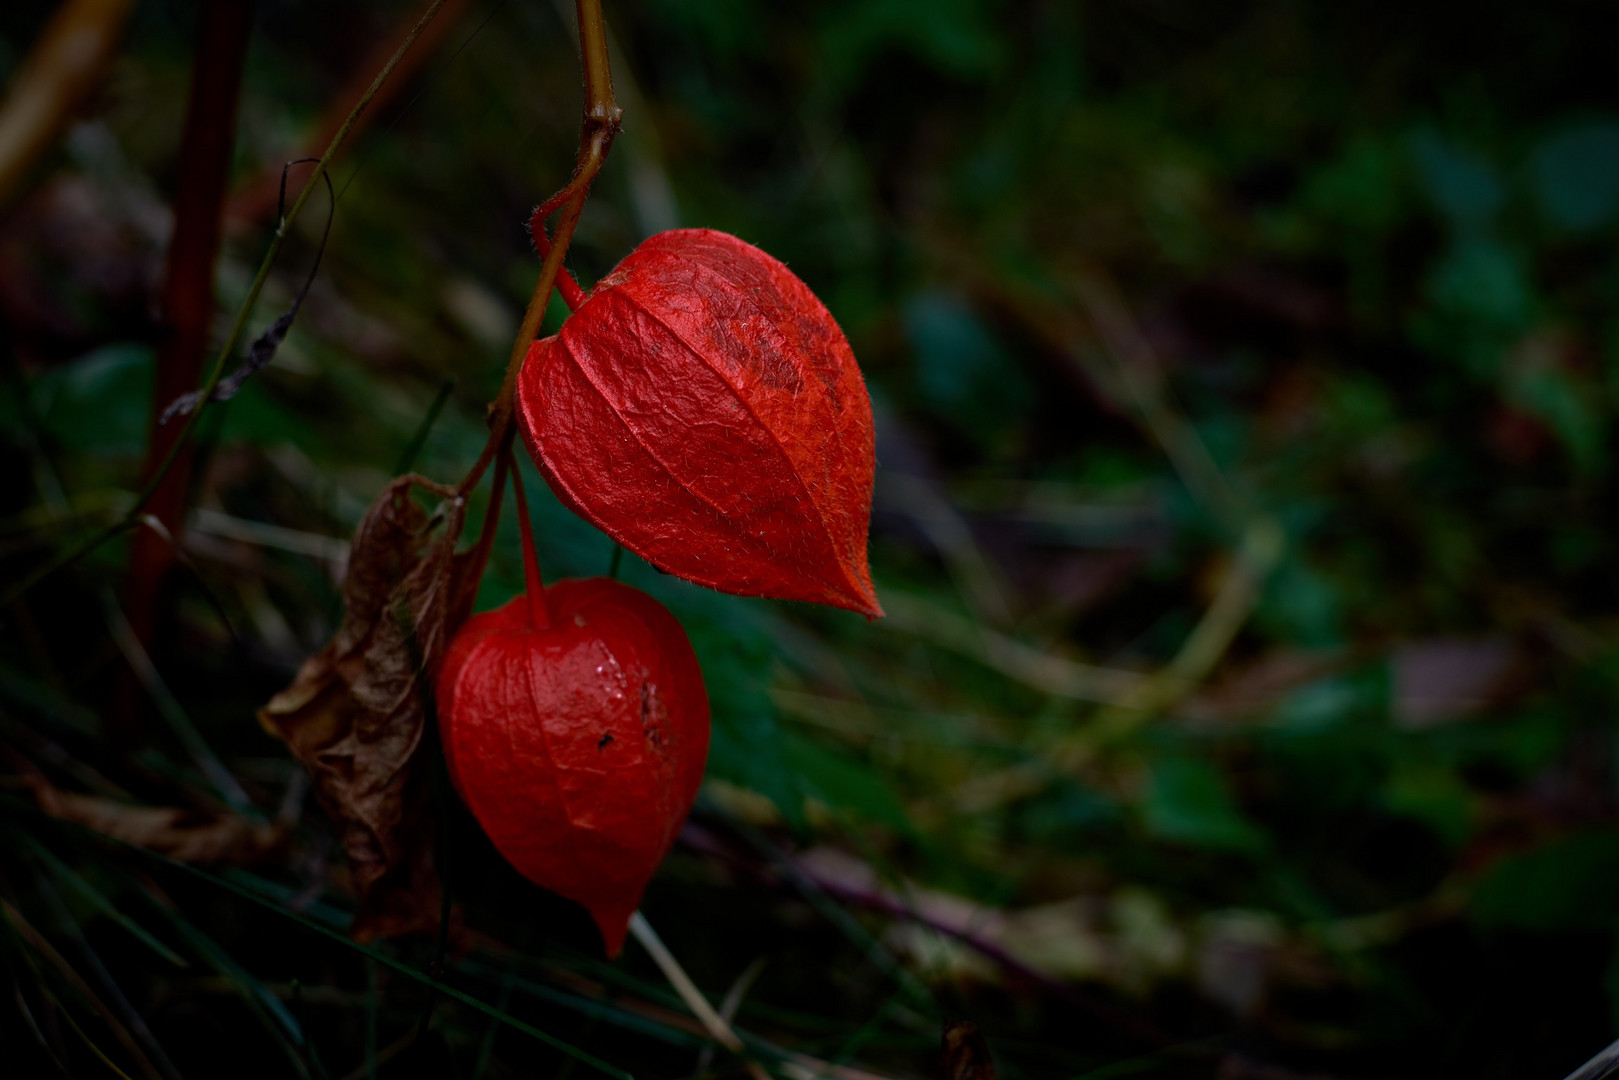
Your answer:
[517,228,882,617]
[436,578,709,955]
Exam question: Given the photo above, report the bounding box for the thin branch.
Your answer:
[457,0,622,496]
[102,589,259,817]
[948,516,1283,813]
[226,0,477,225]
[0,899,166,1080]
[628,912,772,1080]
[1564,1037,1619,1080]
[1,0,454,609]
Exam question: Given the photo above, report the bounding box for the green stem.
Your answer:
[0,0,453,610]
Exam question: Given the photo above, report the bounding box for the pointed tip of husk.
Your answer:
[589,900,635,958]
[834,560,883,619]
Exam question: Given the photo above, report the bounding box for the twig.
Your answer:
[627,911,772,1080]
[0,0,454,609]
[1565,1038,1619,1080]
[1069,515,1284,748]
[186,508,351,567]
[948,516,1283,812]
[124,0,257,672]
[0,899,166,1080]
[876,473,1013,626]
[226,0,477,224]
[456,0,622,497]
[1069,268,1239,526]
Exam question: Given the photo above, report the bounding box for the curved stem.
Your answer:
[456,0,621,498]
[528,206,585,310]
[505,448,550,630]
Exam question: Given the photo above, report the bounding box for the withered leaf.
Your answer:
[258,475,470,940]
[28,775,282,864]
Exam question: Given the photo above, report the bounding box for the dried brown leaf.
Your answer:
[257,475,470,939]
[23,770,280,864]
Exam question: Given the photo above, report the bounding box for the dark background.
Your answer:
[4,1,1619,1077]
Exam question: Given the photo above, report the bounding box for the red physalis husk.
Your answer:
[437,575,709,955]
[517,228,882,618]
[438,465,708,955]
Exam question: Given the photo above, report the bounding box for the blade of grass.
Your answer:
[30,871,185,1080]
[0,899,165,1080]
[19,833,188,969]
[627,912,771,1080]
[65,820,636,1080]
[455,957,706,1049]
[10,974,72,1076]
[26,806,894,1080]
[469,967,520,1080]
[101,589,259,818]
[6,924,73,1074]
[694,956,766,1077]
[136,885,312,1078]
[393,380,455,476]
[46,986,139,1080]
[1563,1037,1619,1080]
[290,979,331,1080]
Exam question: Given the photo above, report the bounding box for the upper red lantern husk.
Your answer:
[517,228,882,617]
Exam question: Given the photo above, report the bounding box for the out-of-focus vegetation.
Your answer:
[4,1,1619,1077]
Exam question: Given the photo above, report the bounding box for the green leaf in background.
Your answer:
[1410,130,1504,234]
[1472,832,1619,932]
[1529,120,1619,232]
[1256,556,1344,649]
[33,343,153,456]
[1415,237,1537,376]
[1302,135,1408,235]
[645,0,760,59]
[1425,239,1535,340]
[1140,756,1264,853]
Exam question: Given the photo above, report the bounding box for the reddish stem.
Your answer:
[119,0,254,734]
[506,451,551,630]
[529,203,586,310]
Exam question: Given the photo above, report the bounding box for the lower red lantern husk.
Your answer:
[436,577,710,955]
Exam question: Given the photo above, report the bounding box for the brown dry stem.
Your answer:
[458,0,622,496]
